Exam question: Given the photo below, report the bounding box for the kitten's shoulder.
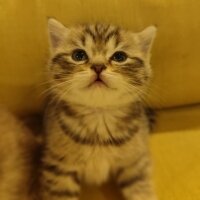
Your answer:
[144,107,156,131]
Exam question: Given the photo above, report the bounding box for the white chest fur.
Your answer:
[82,146,112,185]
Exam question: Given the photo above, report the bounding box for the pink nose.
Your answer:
[90,64,106,74]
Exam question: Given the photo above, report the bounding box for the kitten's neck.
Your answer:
[56,98,143,120]
[47,98,144,145]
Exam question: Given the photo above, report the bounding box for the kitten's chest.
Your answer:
[81,146,113,184]
[65,111,124,184]
[47,106,145,184]
[71,108,125,139]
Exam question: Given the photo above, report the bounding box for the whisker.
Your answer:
[39,79,73,98]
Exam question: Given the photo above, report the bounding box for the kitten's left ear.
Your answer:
[47,18,69,52]
[137,26,157,54]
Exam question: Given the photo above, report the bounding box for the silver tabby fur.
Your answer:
[40,18,157,200]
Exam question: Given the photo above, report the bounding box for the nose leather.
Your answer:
[91,64,106,74]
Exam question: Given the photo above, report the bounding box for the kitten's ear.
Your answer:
[137,26,157,54]
[47,18,68,51]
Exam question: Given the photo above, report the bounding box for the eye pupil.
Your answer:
[72,49,88,61]
[111,51,127,62]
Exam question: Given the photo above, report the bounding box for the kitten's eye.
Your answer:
[111,51,127,62]
[72,49,88,62]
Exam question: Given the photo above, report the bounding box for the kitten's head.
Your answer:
[47,19,156,107]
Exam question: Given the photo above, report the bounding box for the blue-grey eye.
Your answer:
[72,49,88,61]
[111,51,127,62]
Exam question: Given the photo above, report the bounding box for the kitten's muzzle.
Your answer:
[88,64,109,88]
[90,64,107,74]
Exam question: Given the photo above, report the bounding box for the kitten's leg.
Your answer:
[39,157,81,200]
[116,155,157,200]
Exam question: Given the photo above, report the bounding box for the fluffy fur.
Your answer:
[39,19,157,200]
[0,107,37,200]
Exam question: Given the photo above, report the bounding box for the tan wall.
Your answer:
[0,0,200,113]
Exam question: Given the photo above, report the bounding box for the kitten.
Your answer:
[0,107,37,200]
[39,18,157,200]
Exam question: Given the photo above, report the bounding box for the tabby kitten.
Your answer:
[40,18,157,200]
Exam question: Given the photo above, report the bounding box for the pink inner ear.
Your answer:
[140,38,153,54]
[48,18,67,49]
[138,26,157,54]
[49,32,61,48]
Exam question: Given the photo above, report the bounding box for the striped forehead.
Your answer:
[84,24,120,44]
[74,24,121,54]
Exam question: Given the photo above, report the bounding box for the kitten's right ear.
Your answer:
[48,18,68,51]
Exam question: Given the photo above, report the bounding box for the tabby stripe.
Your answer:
[96,24,110,36]
[121,102,142,123]
[129,57,144,67]
[52,53,70,64]
[114,34,121,47]
[118,173,145,189]
[85,27,96,41]
[43,163,67,175]
[103,116,125,146]
[133,78,143,86]
[145,107,156,131]
[117,159,149,189]
[94,24,103,40]
[51,53,75,72]
[57,110,138,146]
[53,74,66,80]
[115,152,146,179]
[45,178,57,185]
[43,163,80,184]
[80,35,86,46]
[105,29,119,43]
[48,150,65,162]
[44,184,79,197]
[59,100,77,117]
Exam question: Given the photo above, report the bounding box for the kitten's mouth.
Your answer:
[88,76,108,88]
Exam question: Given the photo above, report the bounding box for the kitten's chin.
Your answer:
[87,80,109,89]
[64,89,137,108]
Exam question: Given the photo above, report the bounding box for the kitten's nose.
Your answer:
[90,64,106,74]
